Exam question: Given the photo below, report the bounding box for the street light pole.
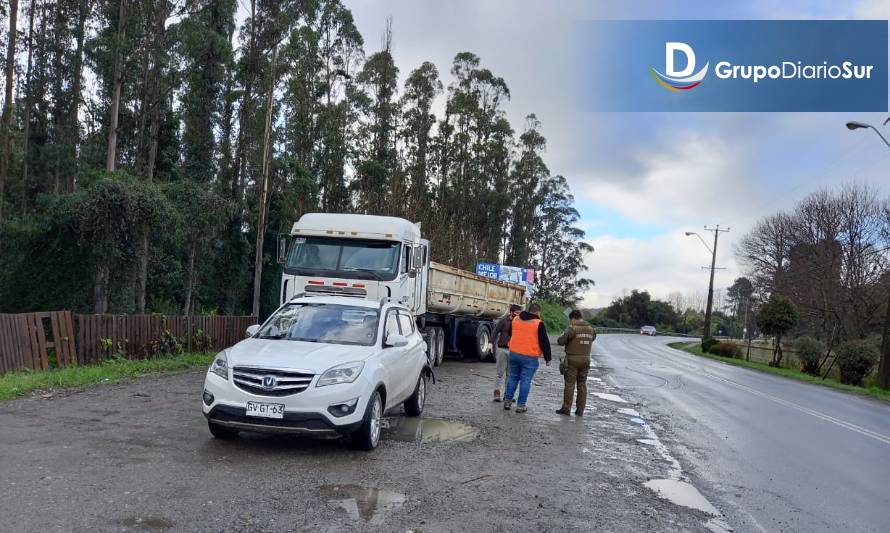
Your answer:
[846,117,890,388]
[686,225,730,339]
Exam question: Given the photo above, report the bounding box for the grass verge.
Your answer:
[0,352,214,402]
[667,341,890,402]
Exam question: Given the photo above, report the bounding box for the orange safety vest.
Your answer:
[508,317,543,357]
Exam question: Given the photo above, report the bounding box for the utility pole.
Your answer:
[702,225,730,340]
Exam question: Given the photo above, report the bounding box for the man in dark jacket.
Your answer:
[556,310,596,416]
[503,303,552,413]
[491,304,521,402]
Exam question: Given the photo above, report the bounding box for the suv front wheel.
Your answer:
[404,373,427,417]
[351,390,383,451]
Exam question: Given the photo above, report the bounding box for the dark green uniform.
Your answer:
[556,320,596,413]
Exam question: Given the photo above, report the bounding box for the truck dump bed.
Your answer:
[426,262,527,319]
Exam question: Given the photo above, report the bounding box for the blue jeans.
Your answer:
[504,352,540,406]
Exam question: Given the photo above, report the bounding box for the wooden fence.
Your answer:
[0,311,257,375]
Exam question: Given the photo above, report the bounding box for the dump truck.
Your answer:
[277,213,527,365]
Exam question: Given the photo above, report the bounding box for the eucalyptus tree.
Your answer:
[400,61,441,223]
[351,36,400,215]
[506,113,547,267]
[529,174,593,303]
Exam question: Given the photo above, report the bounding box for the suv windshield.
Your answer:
[284,236,401,281]
[256,303,379,346]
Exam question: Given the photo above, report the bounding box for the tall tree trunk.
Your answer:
[93,264,110,314]
[67,0,90,193]
[20,0,36,215]
[135,0,169,314]
[231,0,256,202]
[106,0,129,172]
[50,0,65,195]
[135,234,149,312]
[183,240,197,316]
[0,0,20,220]
[251,45,277,319]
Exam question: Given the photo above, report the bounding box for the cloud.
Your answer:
[581,232,740,309]
[578,130,759,226]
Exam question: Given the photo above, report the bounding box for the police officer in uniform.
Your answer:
[556,310,596,416]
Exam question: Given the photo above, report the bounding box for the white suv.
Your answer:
[202,296,431,450]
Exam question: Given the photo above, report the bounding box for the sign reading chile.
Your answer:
[578,20,889,112]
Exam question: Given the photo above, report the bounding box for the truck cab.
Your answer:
[279,213,527,366]
[280,214,430,316]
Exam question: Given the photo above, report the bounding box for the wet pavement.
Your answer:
[597,334,890,533]
[0,338,721,532]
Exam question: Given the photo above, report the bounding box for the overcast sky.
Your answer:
[343,0,890,308]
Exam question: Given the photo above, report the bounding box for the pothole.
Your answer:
[384,417,478,443]
[319,484,406,523]
[644,479,719,515]
[590,392,628,403]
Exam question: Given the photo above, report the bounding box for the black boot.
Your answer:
[555,408,571,416]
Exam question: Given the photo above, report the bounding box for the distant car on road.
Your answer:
[640,325,657,336]
[202,295,432,451]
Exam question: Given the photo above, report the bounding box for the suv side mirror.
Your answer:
[246,324,261,337]
[277,235,289,264]
[385,333,409,348]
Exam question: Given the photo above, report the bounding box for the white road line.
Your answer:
[702,371,890,446]
[650,342,890,446]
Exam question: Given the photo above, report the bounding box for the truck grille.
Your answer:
[232,367,315,397]
[304,284,368,297]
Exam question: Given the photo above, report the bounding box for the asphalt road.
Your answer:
[595,334,890,533]
[0,340,719,533]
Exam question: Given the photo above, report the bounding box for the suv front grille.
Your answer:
[232,366,315,397]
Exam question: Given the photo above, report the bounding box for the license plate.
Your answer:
[246,401,285,419]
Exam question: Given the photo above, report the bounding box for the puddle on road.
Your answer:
[628,417,645,425]
[590,392,628,403]
[637,438,659,446]
[617,408,640,417]
[384,417,478,444]
[319,484,406,523]
[116,516,174,530]
[644,479,719,515]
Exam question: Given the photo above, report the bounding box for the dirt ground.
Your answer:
[0,341,718,532]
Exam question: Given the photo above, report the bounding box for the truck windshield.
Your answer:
[285,236,401,281]
[256,303,379,346]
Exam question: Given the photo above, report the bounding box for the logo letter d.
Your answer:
[666,42,695,77]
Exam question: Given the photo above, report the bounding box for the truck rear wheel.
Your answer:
[435,328,445,366]
[468,324,494,362]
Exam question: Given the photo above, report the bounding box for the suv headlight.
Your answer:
[316,361,364,387]
[210,352,229,380]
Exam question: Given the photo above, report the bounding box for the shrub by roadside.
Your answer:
[835,340,879,386]
[537,300,569,332]
[709,341,739,358]
[793,336,825,376]
[701,337,718,353]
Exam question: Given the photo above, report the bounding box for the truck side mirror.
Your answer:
[412,246,423,270]
[277,235,289,264]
